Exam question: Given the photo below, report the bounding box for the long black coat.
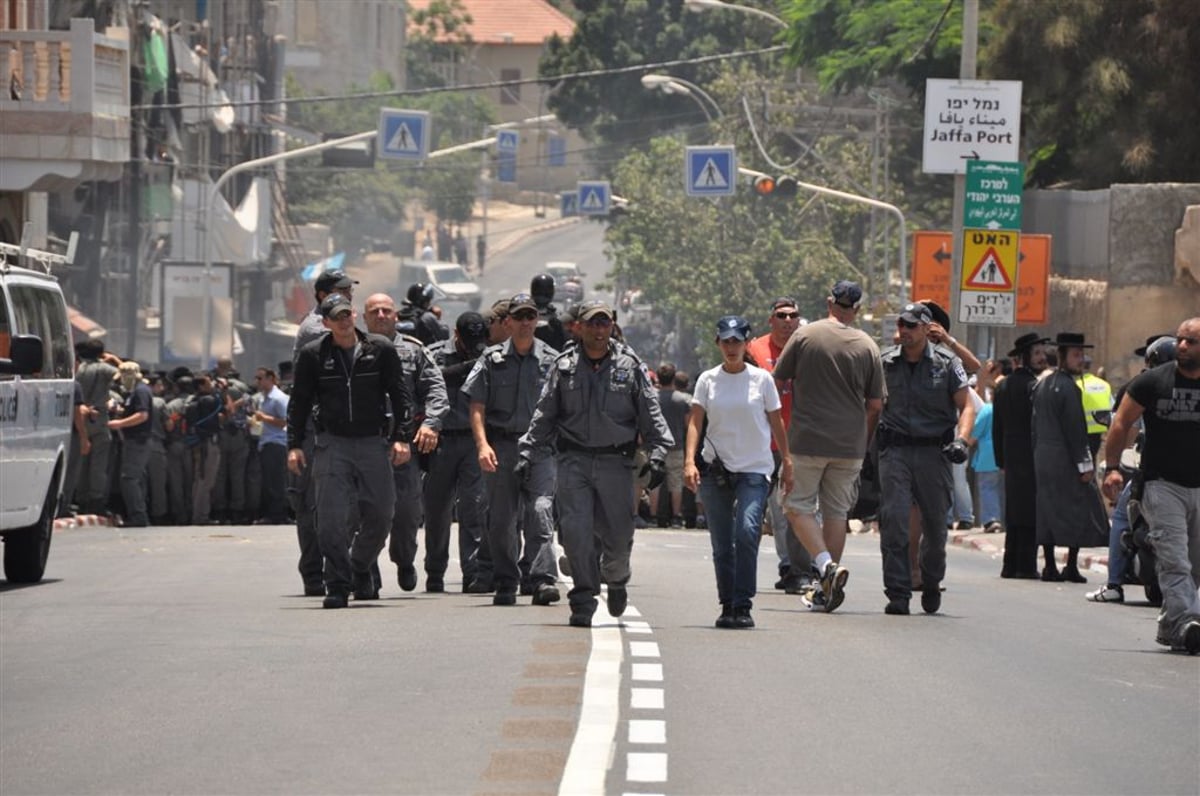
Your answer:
[1031,370,1108,547]
[992,368,1038,528]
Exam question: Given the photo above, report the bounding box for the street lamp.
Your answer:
[683,0,788,29]
[640,74,723,122]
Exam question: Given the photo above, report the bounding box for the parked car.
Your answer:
[544,261,585,303]
[399,260,482,310]
[0,263,75,582]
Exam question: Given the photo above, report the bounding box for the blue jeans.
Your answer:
[1107,480,1132,586]
[976,470,1003,525]
[946,461,974,525]
[700,472,770,610]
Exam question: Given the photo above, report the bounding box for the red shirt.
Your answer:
[746,334,793,448]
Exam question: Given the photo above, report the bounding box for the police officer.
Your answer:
[291,269,357,592]
[520,301,673,628]
[287,294,416,609]
[362,292,449,592]
[463,293,561,607]
[531,273,566,350]
[876,302,975,615]
[145,373,170,524]
[425,311,491,591]
[398,283,449,346]
[294,270,358,358]
[163,375,193,525]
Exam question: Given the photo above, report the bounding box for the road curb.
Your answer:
[949,529,1109,577]
[487,216,581,259]
[53,514,114,531]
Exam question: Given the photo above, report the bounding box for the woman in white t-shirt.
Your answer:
[684,315,793,629]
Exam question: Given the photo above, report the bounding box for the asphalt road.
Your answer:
[478,220,608,308]
[3,524,1196,795]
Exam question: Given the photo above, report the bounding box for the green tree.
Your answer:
[538,0,782,155]
[984,0,1200,186]
[408,92,497,224]
[405,0,474,90]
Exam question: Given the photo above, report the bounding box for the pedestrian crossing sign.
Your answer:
[686,146,736,197]
[378,108,430,161]
[560,191,579,217]
[577,181,611,216]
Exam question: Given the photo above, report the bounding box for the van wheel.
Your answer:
[4,479,57,583]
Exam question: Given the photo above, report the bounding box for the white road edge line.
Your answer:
[558,618,624,796]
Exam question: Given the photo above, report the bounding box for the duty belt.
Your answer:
[486,426,523,441]
[557,438,638,457]
[877,428,950,449]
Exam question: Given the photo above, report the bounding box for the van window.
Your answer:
[0,286,11,373]
[8,283,69,377]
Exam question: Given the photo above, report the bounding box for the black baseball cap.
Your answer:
[831,280,863,308]
[456,311,487,340]
[319,293,354,319]
[314,269,357,293]
[897,302,932,324]
[716,315,751,341]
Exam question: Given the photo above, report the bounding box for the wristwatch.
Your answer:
[1104,465,1121,474]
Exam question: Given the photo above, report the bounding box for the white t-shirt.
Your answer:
[691,363,781,476]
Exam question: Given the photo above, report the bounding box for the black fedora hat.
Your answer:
[1053,331,1094,349]
[1133,333,1172,357]
[1007,332,1051,358]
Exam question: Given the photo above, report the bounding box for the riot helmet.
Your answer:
[530,273,556,308]
[1145,336,1177,367]
[406,282,435,310]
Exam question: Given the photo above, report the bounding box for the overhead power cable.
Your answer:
[132,45,786,112]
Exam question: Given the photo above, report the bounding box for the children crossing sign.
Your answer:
[958,229,1019,326]
[685,146,736,197]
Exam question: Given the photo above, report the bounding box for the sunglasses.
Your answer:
[774,311,800,320]
[585,316,613,327]
[897,319,920,329]
[511,311,538,321]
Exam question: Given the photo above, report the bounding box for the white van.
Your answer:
[0,263,75,582]
[399,260,483,310]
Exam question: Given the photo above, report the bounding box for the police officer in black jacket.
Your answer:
[287,294,417,608]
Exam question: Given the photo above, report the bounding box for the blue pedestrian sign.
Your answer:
[560,191,579,217]
[495,129,519,153]
[497,151,516,184]
[577,181,610,216]
[686,146,736,197]
[378,108,430,161]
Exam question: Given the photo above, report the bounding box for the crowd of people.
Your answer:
[61,264,1200,654]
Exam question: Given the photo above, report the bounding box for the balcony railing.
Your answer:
[0,18,129,118]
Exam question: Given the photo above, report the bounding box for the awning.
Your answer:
[68,305,106,343]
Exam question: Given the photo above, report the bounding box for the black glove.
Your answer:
[640,458,666,491]
[513,455,532,484]
[942,437,969,465]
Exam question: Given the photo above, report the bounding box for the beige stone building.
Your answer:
[407,0,587,193]
[275,0,408,93]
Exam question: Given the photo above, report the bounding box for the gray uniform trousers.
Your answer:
[387,460,424,576]
[422,432,485,583]
[190,437,221,524]
[287,432,322,588]
[557,449,636,616]
[119,438,152,526]
[145,438,169,520]
[213,427,249,518]
[1142,480,1200,644]
[878,444,952,600]
[75,430,112,514]
[165,439,193,524]
[312,434,396,595]
[483,436,557,593]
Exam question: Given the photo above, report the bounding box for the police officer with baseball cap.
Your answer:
[287,293,416,608]
[520,301,674,627]
[425,311,492,591]
[876,302,975,615]
[463,293,562,607]
[295,270,359,358]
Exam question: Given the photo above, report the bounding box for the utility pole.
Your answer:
[951,0,982,354]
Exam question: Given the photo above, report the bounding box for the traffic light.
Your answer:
[752,175,798,198]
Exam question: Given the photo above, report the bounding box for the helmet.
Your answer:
[406,282,434,310]
[530,273,556,306]
[1145,336,1177,367]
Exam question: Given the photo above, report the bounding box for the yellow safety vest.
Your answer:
[1077,373,1113,435]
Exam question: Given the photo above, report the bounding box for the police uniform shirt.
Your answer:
[879,341,968,437]
[150,394,169,442]
[430,341,476,432]
[293,309,326,361]
[462,338,559,434]
[522,341,674,459]
[393,333,449,432]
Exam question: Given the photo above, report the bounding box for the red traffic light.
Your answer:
[753,175,798,198]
